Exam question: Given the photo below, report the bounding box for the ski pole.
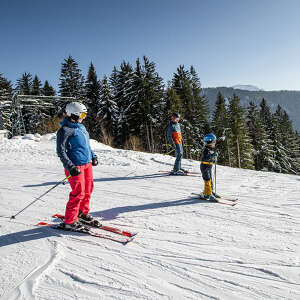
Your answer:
[164,148,175,155]
[10,176,71,219]
[214,163,217,195]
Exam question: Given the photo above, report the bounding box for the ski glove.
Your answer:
[92,157,98,166]
[69,166,81,176]
[212,152,218,162]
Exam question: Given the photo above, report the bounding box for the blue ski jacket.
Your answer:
[167,121,183,145]
[56,118,97,171]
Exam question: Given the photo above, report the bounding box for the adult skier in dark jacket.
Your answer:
[56,102,99,230]
[167,112,185,175]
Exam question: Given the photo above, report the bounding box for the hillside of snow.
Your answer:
[0,134,299,300]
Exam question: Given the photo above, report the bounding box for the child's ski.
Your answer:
[52,214,137,237]
[218,196,238,202]
[191,192,238,202]
[191,193,237,206]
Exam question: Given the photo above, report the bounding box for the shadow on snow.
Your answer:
[0,226,57,248]
[93,197,214,221]
[23,173,172,188]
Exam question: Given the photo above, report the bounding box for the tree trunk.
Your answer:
[145,123,151,152]
[237,137,241,168]
[227,139,232,167]
[150,124,154,153]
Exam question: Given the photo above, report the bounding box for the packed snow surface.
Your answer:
[0,134,299,300]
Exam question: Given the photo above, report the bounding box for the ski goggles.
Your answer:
[79,112,87,119]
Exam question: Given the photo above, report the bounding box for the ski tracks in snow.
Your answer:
[1,239,63,300]
[1,136,300,299]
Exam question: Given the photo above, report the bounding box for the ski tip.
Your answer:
[36,222,49,226]
[123,231,138,237]
[122,237,134,245]
[52,214,64,218]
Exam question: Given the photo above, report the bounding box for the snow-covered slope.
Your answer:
[0,135,299,300]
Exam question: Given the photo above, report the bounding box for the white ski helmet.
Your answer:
[65,102,87,119]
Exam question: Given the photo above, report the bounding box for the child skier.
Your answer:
[167,112,185,175]
[56,102,99,231]
[200,133,219,201]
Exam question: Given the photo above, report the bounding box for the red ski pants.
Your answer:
[64,162,94,224]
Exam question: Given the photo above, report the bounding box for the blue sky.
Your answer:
[1,0,300,91]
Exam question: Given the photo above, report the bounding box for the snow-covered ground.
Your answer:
[0,134,299,300]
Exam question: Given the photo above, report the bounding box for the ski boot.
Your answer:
[78,211,102,227]
[180,168,188,174]
[171,169,185,176]
[199,193,218,202]
[58,219,87,232]
[207,194,218,202]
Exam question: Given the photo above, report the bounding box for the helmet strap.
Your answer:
[66,114,79,123]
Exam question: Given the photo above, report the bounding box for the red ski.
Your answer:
[52,214,137,237]
[36,221,133,245]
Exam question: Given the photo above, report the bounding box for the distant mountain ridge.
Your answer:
[203,87,300,131]
[231,84,263,91]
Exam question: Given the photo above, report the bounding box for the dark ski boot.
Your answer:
[78,211,102,227]
[58,220,87,232]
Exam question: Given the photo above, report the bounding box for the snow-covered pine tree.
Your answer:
[135,56,164,152]
[31,75,42,95]
[273,105,300,174]
[0,73,13,132]
[247,101,274,171]
[112,61,135,146]
[164,86,183,117]
[171,65,209,159]
[15,72,40,133]
[84,62,101,139]
[228,94,254,169]
[42,80,56,96]
[258,98,278,170]
[0,74,13,97]
[189,66,210,156]
[97,75,118,144]
[270,112,290,173]
[126,58,144,139]
[16,72,32,95]
[211,91,232,166]
[59,56,85,99]
[109,66,120,139]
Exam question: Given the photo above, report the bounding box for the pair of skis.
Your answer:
[158,170,200,177]
[37,214,137,245]
[159,170,238,206]
[190,193,238,206]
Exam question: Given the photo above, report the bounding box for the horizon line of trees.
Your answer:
[1,55,300,175]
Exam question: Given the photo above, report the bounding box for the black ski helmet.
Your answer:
[171,112,180,119]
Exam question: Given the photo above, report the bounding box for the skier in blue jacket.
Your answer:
[167,112,185,175]
[56,102,99,231]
